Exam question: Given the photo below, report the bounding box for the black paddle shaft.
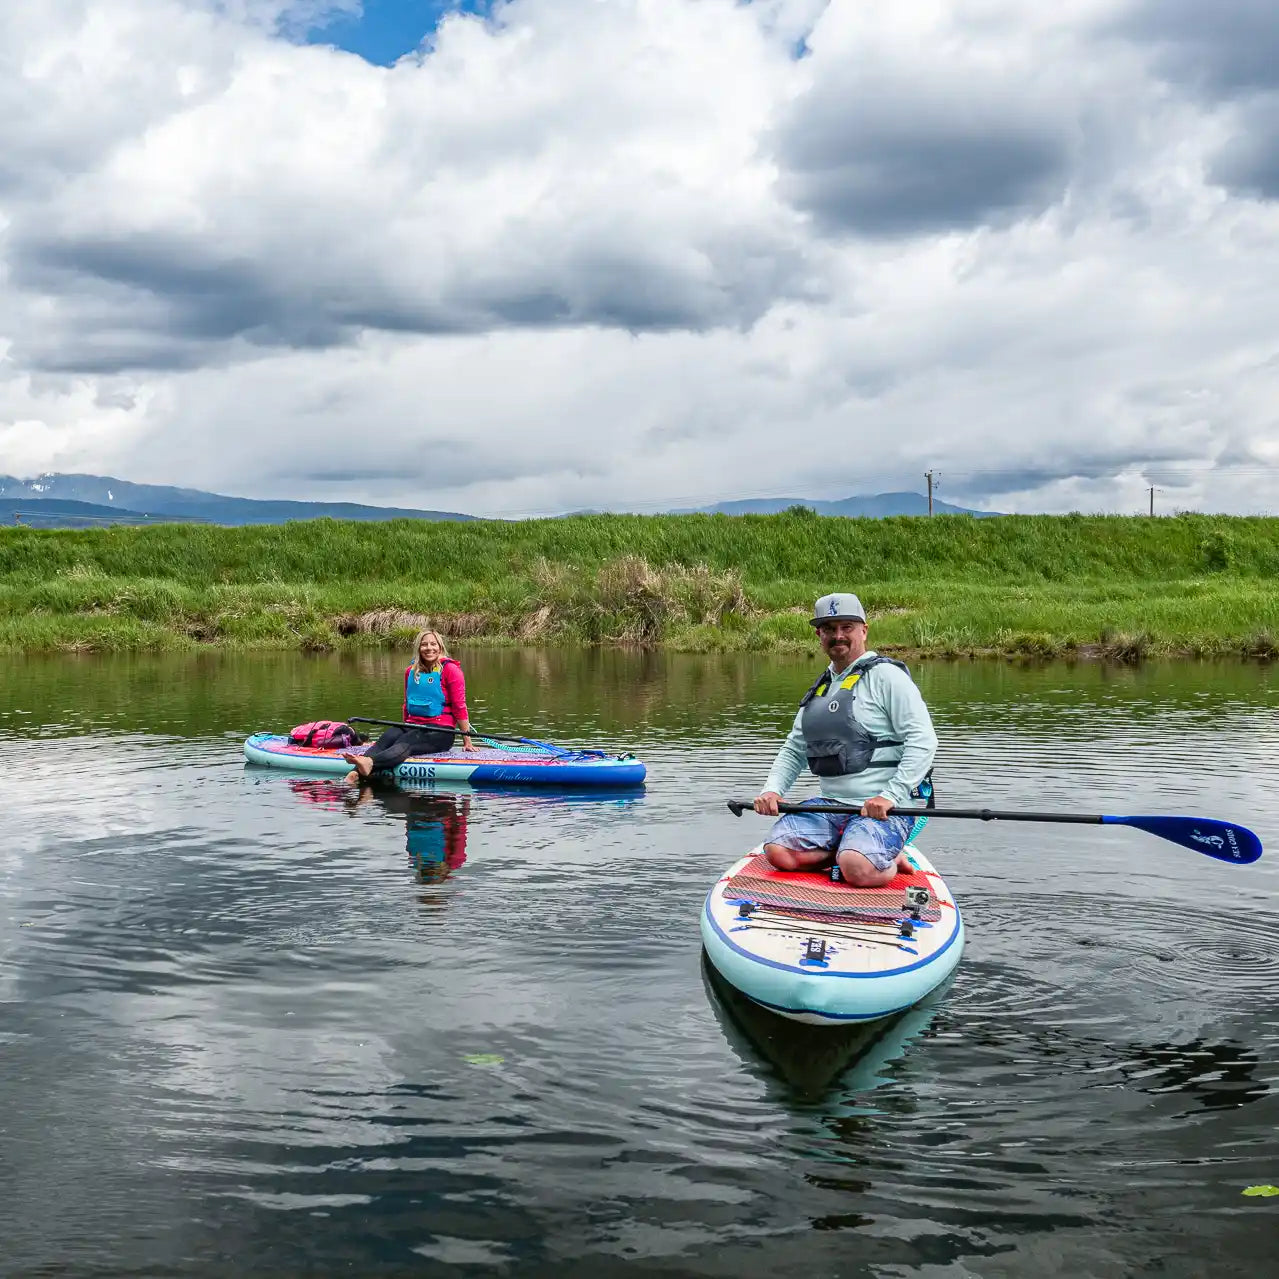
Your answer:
[348,716,528,746]
[348,717,623,756]
[726,799,1104,823]
[723,798,1263,864]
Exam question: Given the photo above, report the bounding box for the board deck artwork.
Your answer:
[701,846,964,1025]
[243,732,646,787]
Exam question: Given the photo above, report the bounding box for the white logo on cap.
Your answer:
[828,598,840,615]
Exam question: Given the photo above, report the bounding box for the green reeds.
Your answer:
[2,512,1278,658]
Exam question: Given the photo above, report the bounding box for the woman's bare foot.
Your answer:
[343,769,360,785]
[342,752,373,779]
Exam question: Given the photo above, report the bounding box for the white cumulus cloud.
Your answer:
[2,0,1279,514]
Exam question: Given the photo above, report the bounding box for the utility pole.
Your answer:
[924,469,938,516]
[1148,486,1157,516]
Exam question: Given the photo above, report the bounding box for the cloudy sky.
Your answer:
[2,0,1279,516]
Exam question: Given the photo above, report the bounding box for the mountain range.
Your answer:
[0,474,475,526]
[680,492,993,517]
[0,473,994,528]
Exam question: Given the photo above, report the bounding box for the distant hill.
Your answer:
[0,474,997,529]
[677,491,999,517]
[0,474,476,526]
[0,497,194,529]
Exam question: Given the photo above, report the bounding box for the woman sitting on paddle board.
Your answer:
[343,630,475,783]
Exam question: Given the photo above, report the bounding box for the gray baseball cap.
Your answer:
[810,592,866,626]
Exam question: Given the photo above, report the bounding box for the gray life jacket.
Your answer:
[798,656,912,779]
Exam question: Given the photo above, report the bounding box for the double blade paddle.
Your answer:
[725,800,1262,865]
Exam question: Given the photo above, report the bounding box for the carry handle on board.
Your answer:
[725,799,1262,865]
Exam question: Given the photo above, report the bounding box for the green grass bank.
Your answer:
[2,510,1277,660]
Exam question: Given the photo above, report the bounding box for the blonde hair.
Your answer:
[411,629,450,675]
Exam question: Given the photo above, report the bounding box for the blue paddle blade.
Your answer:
[1103,815,1263,864]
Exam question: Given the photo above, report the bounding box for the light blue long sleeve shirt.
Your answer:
[763,651,938,806]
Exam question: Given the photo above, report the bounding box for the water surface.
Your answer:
[2,650,1277,1275]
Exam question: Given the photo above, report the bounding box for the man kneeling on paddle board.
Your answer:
[754,592,938,888]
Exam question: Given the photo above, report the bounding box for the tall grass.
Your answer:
[2,512,1278,656]
[6,510,1279,585]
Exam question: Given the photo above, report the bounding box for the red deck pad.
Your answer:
[722,854,944,922]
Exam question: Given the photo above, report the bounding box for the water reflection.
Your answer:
[4,649,1279,1276]
[701,951,945,1098]
[370,787,470,884]
[6,646,1275,745]
[1083,1037,1272,1111]
[286,778,471,884]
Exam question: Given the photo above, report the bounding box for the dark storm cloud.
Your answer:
[947,448,1212,498]
[1117,0,1279,200]
[1207,99,1279,199]
[15,233,413,367]
[9,225,799,374]
[1118,0,1279,98]
[29,342,209,376]
[777,86,1073,236]
[286,447,535,489]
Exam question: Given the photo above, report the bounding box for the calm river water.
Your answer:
[2,649,1277,1276]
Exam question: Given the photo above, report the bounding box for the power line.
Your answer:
[7,510,210,526]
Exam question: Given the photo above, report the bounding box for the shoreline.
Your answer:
[4,608,1276,663]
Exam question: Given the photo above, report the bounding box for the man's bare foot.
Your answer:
[895,852,914,875]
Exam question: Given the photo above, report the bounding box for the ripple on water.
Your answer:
[958,888,1279,1015]
[921,886,1279,1142]
[4,654,1279,1277]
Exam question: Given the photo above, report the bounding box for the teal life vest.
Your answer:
[408,819,447,866]
[405,666,446,719]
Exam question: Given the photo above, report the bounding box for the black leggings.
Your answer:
[365,725,455,769]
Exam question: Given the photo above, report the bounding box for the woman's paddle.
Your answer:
[349,716,536,747]
[347,716,616,756]
[725,799,1262,865]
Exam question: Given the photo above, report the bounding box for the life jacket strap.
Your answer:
[798,654,911,707]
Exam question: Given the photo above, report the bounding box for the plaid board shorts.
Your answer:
[766,800,915,872]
